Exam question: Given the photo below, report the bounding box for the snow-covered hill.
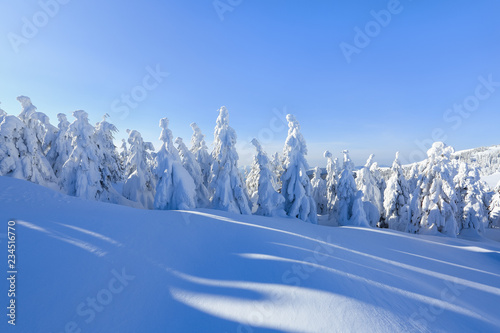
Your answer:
[453,145,500,177]
[1,176,500,333]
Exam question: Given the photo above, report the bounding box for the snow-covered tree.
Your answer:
[407,164,420,195]
[334,150,360,226]
[408,142,458,237]
[0,115,57,187]
[209,107,251,214]
[119,138,128,175]
[270,152,284,192]
[384,152,410,232]
[356,154,382,227]
[190,122,212,188]
[61,110,102,200]
[324,151,339,216]
[154,119,196,210]
[311,167,327,215]
[454,162,488,236]
[94,114,122,184]
[489,181,500,228]
[176,136,210,208]
[280,114,317,223]
[248,139,285,216]
[350,190,370,227]
[122,129,156,209]
[46,113,72,178]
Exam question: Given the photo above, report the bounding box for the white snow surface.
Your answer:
[1,176,500,333]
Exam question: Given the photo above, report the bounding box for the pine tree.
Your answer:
[489,181,500,228]
[190,122,212,189]
[61,110,102,200]
[311,167,327,215]
[324,151,339,217]
[154,118,196,210]
[356,154,382,227]
[281,114,317,223]
[384,152,410,231]
[122,129,156,209]
[46,113,72,178]
[119,138,128,177]
[454,162,488,236]
[408,142,458,236]
[335,150,359,226]
[249,139,286,216]
[94,114,122,185]
[270,152,284,192]
[176,136,210,208]
[209,107,252,214]
[0,98,57,187]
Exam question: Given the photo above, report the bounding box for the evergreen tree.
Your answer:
[356,154,382,227]
[408,142,458,236]
[46,113,72,178]
[334,150,359,226]
[154,118,196,210]
[94,114,122,185]
[209,107,252,214]
[270,152,284,192]
[249,138,285,216]
[190,122,212,188]
[311,167,327,215]
[122,129,156,209]
[324,151,339,217]
[489,181,500,228]
[280,114,317,223]
[384,152,410,232]
[61,110,102,200]
[176,136,210,208]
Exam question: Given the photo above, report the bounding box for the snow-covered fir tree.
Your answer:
[270,152,284,192]
[383,152,410,232]
[61,110,102,200]
[356,154,382,227]
[408,142,458,236]
[122,129,156,209]
[350,190,370,227]
[280,114,317,223]
[0,115,57,187]
[248,138,285,216]
[334,150,360,226]
[154,119,196,210]
[370,161,387,226]
[311,167,327,215]
[407,163,420,195]
[94,114,122,185]
[209,107,252,214]
[489,181,500,228]
[454,162,488,236]
[176,136,210,208]
[190,122,212,189]
[119,138,128,175]
[46,113,72,178]
[324,151,339,216]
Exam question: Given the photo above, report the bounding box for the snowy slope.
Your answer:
[1,176,500,333]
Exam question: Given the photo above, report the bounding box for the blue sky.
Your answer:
[1,0,499,167]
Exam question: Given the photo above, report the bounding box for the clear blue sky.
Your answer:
[1,0,499,167]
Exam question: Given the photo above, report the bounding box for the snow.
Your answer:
[482,172,500,189]
[1,176,500,333]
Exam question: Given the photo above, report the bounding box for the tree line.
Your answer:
[0,96,499,238]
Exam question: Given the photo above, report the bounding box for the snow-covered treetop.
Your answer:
[427,141,454,160]
[324,150,332,159]
[342,150,354,171]
[0,102,5,117]
[190,122,208,151]
[0,115,24,137]
[284,114,308,156]
[365,154,375,168]
[57,113,69,130]
[212,106,238,164]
